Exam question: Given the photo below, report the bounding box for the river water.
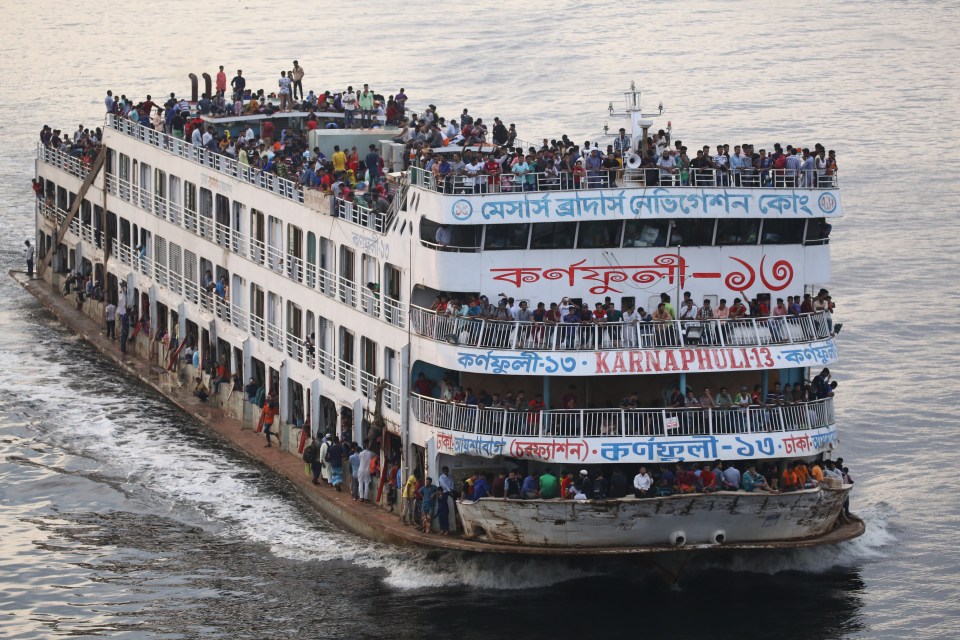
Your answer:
[1,1,958,638]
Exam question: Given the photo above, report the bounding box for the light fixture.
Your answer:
[603,123,609,135]
[608,102,614,116]
[658,101,664,114]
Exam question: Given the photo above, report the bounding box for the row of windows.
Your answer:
[422,217,831,251]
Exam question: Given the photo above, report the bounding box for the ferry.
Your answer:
[27,79,862,554]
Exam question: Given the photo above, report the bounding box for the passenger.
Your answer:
[676,465,698,494]
[560,470,575,499]
[327,437,344,492]
[505,470,522,499]
[418,477,439,533]
[823,460,843,483]
[578,469,594,498]
[609,468,628,498]
[193,376,210,403]
[591,470,608,499]
[781,462,803,492]
[699,464,718,493]
[472,473,490,500]
[633,467,652,498]
[539,467,559,499]
[401,471,419,524]
[742,464,775,493]
[491,471,507,498]
[721,461,741,490]
[521,470,540,499]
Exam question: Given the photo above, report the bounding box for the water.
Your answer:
[1,1,959,637]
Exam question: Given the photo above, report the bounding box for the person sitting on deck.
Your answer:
[781,462,804,492]
[521,470,540,499]
[742,464,776,493]
[193,376,210,403]
[699,464,718,493]
[472,473,490,501]
[505,470,522,499]
[676,465,698,494]
[633,467,652,498]
[539,468,559,499]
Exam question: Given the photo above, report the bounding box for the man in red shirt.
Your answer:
[699,464,717,493]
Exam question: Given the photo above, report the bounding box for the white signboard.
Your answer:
[419,186,842,226]
[434,426,838,464]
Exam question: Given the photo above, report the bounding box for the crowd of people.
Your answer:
[417,287,841,350]
[394,456,854,536]
[413,367,837,419]
[91,63,838,211]
[38,123,103,170]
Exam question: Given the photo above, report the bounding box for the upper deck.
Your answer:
[410,166,841,227]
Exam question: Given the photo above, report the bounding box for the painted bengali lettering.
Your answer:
[450,188,837,222]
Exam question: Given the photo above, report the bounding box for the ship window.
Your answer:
[716,219,760,245]
[805,218,832,245]
[484,223,530,250]
[530,222,576,249]
[669,220,715,246]
[761,219,806,244]
[623,219,669,247]
[577,220,623,249]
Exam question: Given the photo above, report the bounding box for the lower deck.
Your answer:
[13,269,864,555]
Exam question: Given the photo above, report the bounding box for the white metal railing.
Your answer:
[107,115,306,205]
[410,393,835,439]
[334,198,387,234]
[266,245,284,274]
[250,315,266,341]
[339,359,357,391]
[360,370,378,399]
[317,346,336,380]
[383,296,406,329]
[286,255,304,284]
[266,321,284,352]
[36,144,95,179]
[360,287,381,318]
[408,165,838,194]
[384,380,401,413]
[409,306,832,352]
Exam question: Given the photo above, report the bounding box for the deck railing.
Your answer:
[408,165,838,195]
[410,393,834,439]
[409,306,832,352]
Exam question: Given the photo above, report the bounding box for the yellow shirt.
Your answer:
[402,475,417,499]
[810,465,824,482]
[332,151,347,172]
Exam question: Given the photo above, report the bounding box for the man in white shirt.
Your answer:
[438,467,455,494]
[678,299,699,321]
[633,467,652,498]
[341,87,357,128]
[463,157,483,194]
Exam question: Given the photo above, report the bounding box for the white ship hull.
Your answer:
[457,486,849,548]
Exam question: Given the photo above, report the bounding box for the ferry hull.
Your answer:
[457,487,849,548]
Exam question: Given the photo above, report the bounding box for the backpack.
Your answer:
[302,443,317,464]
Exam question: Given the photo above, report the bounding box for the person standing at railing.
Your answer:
[771,298,789,342]
[800,148,816,188]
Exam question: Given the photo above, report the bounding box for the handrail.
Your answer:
[410,392,835,439]
[408,305,832,352]
[408,165,838,194]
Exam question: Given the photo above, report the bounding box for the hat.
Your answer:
[741,386,748,391]
[580,469,588,476]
